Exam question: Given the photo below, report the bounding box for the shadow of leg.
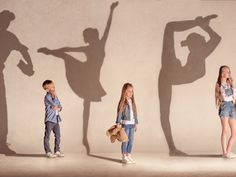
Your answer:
[159,73,188,156]
[0,72,16,155]
[83,100,90,155]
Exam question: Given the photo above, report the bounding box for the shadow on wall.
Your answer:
[158,15,221,156]
[38,2,119,154]
[0,10,34,155]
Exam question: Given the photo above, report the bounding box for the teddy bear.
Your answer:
[106,125,128,143]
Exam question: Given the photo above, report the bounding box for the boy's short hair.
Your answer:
[42,80,53,90]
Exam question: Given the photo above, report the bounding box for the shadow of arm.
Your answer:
[162,19,204,64]
[15,41,34,76]
[55,46,85,53]
[202,26,221,57]
[101,1,119,47]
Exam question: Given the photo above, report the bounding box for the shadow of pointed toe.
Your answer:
[169,149,189,157]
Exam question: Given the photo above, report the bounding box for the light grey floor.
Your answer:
[0,153,236,177]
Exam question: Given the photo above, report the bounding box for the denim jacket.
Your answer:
[116,104,138,124]
[44,93,62,123]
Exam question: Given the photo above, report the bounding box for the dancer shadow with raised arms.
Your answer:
[38,2,119,154]
[159,15,221,156]
[0,10,34,155]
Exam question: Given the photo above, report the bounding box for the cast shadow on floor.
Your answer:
[88,154,121,164]
[5,153,46,157]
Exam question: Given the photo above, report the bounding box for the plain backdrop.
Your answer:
[1,0,236,154]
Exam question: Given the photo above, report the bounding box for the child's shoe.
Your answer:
[222,153,227,158]
[46,152,56,158]
[127,154,136,164]
[122,156,132,164]
[55,151,64,157]
[225,152,236,159]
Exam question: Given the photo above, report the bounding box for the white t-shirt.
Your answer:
[220,82,236,102]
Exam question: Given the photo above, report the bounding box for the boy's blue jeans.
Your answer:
[44,121,61,153]
[121,124,135,154]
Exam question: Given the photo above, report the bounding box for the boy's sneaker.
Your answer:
[46,152,56,158]
[122,156,132,164]
[55,151,64,157]
[127,155,136,164]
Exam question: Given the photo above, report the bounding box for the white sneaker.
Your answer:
[46,152,56,158]
[222,154,227,158]
[226,152,236,159]
[55,151,64,157]
[122,156,132,164]
[127,155,136,164]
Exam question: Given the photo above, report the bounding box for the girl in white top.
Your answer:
[116,83,138,164]
[215,65,236,158]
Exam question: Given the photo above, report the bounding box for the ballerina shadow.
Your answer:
[38,2,119,155]
[159,15,221,156]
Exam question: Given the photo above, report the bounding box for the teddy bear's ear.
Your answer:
[117,134,122,142]
[112,127,120,135]
[110,135,116,143]
[106,130,110,137]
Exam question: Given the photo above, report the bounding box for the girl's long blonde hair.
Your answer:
[117,83,137,117]
[215,65,232,107]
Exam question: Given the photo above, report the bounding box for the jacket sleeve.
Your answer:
[57,99,63,112]
[116,111,122,124]
[45,94,57,107]
[135,116,138,124]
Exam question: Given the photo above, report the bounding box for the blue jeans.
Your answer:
[219,101,236,118]
[44,121,61,153]
[121,124,135,154]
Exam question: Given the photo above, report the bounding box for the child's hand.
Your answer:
[52,106,59,111]
[227,77,233,86]
[50,90,57,97]
[116,123,121,128]
[52,106,57,110]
